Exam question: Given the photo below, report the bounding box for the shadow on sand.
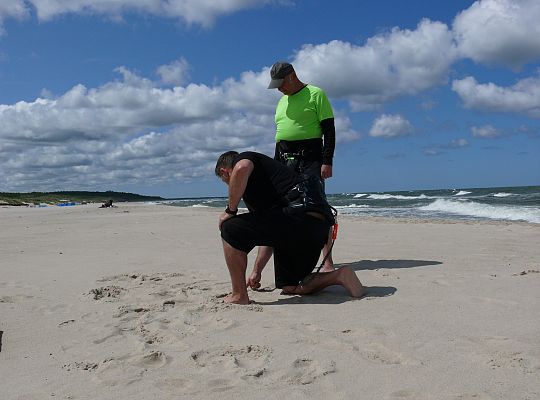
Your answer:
[337,259,442,271]
[254,285,397,306]
[253,259,441,305]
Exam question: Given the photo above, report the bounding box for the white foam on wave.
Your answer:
[493,192,513,197]
[336,204,370,209]
[454,190,472,196]
[368,194,429,200]
[420,199,540,223]
[353,193,368,198]
[192,204,210,208]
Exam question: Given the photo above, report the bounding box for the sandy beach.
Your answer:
[1,203,539,400]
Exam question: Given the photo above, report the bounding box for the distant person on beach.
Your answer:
[251,61,337,276]
[100,199,113,208]
[215,150,363,305]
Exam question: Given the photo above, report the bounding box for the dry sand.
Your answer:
[0,203,539,400]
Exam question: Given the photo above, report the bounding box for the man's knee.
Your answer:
[221,218,256,254]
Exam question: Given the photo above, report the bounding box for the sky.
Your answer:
[0,0,539,198]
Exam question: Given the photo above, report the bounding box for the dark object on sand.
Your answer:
[100,199,114,208]
[0,330,3,352]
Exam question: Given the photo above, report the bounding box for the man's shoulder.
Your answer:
[237,151,257,160]
[236,151,271,163]
[306,84,326,94]
[306,85,330,102]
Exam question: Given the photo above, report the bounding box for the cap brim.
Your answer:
[267,78,284,89]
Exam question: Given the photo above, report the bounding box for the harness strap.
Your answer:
[280,149,315,160]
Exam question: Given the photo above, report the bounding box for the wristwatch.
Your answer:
[225,205,238,215]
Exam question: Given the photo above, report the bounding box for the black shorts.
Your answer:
[221,209,330,288]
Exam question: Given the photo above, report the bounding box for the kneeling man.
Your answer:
[216,150,363,304]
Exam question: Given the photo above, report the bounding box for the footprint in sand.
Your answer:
[89,285,125,301]
[180,307,238,331]
[72,270,267,385]
[467,336,540,374]
[487,351,540,374]
[191,345,271,380]
[96,272,226,307]
[280,357,336,385]
[94,351,169,386]
[358,342,418,366]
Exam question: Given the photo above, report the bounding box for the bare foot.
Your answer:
[224,293,250,305]
[338,267,364,298]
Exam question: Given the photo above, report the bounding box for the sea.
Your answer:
[160,186,540,224]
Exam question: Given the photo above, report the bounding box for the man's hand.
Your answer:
[247,270,262,290]
[219,212,234,230]
[321,164,333,179]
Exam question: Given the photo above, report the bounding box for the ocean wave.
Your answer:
[336,204,370,209]
[454,190,472,196]
[368,194,429,200]
[493,192,513,197]
[420,199,540,223]
[192,204,210,208]
[353,193,368,198]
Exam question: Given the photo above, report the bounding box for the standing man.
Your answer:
[268,61,335,182]
[253,61,336,273]
[216,150,363,305]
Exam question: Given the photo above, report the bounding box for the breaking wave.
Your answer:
[420,199,540,223]
[368,194,429,200]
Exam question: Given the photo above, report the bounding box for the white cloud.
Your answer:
[0,67,275,143]
[22,0,281,27]
[334,111,361,142]
[0,65,360,192]
[471,125,503,138]
[446,138,468,148]
[423,148,442,156]
[369,114,413,138]
[0,1,29,35]
[423,138,468,156]
[453,0,540,68]
[452,73,540,118]
[292,19,457,109]
[156,58,190,86]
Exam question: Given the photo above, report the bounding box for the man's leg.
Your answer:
[321,226,334,272]
[282,267,363,298]
[222,240,250,304]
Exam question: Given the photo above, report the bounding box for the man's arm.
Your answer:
[219,159,254,229]
[227,159,253,209]
[247,246,273,289]
[320,118,335,179]
[274,143,280,161]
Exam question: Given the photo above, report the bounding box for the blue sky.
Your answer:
[0,0,539,198]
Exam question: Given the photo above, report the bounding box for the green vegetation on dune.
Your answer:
[0,191,164,206]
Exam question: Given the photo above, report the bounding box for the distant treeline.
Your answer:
[0,191,164,206]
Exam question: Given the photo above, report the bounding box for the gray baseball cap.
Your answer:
[267,61,294,89]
